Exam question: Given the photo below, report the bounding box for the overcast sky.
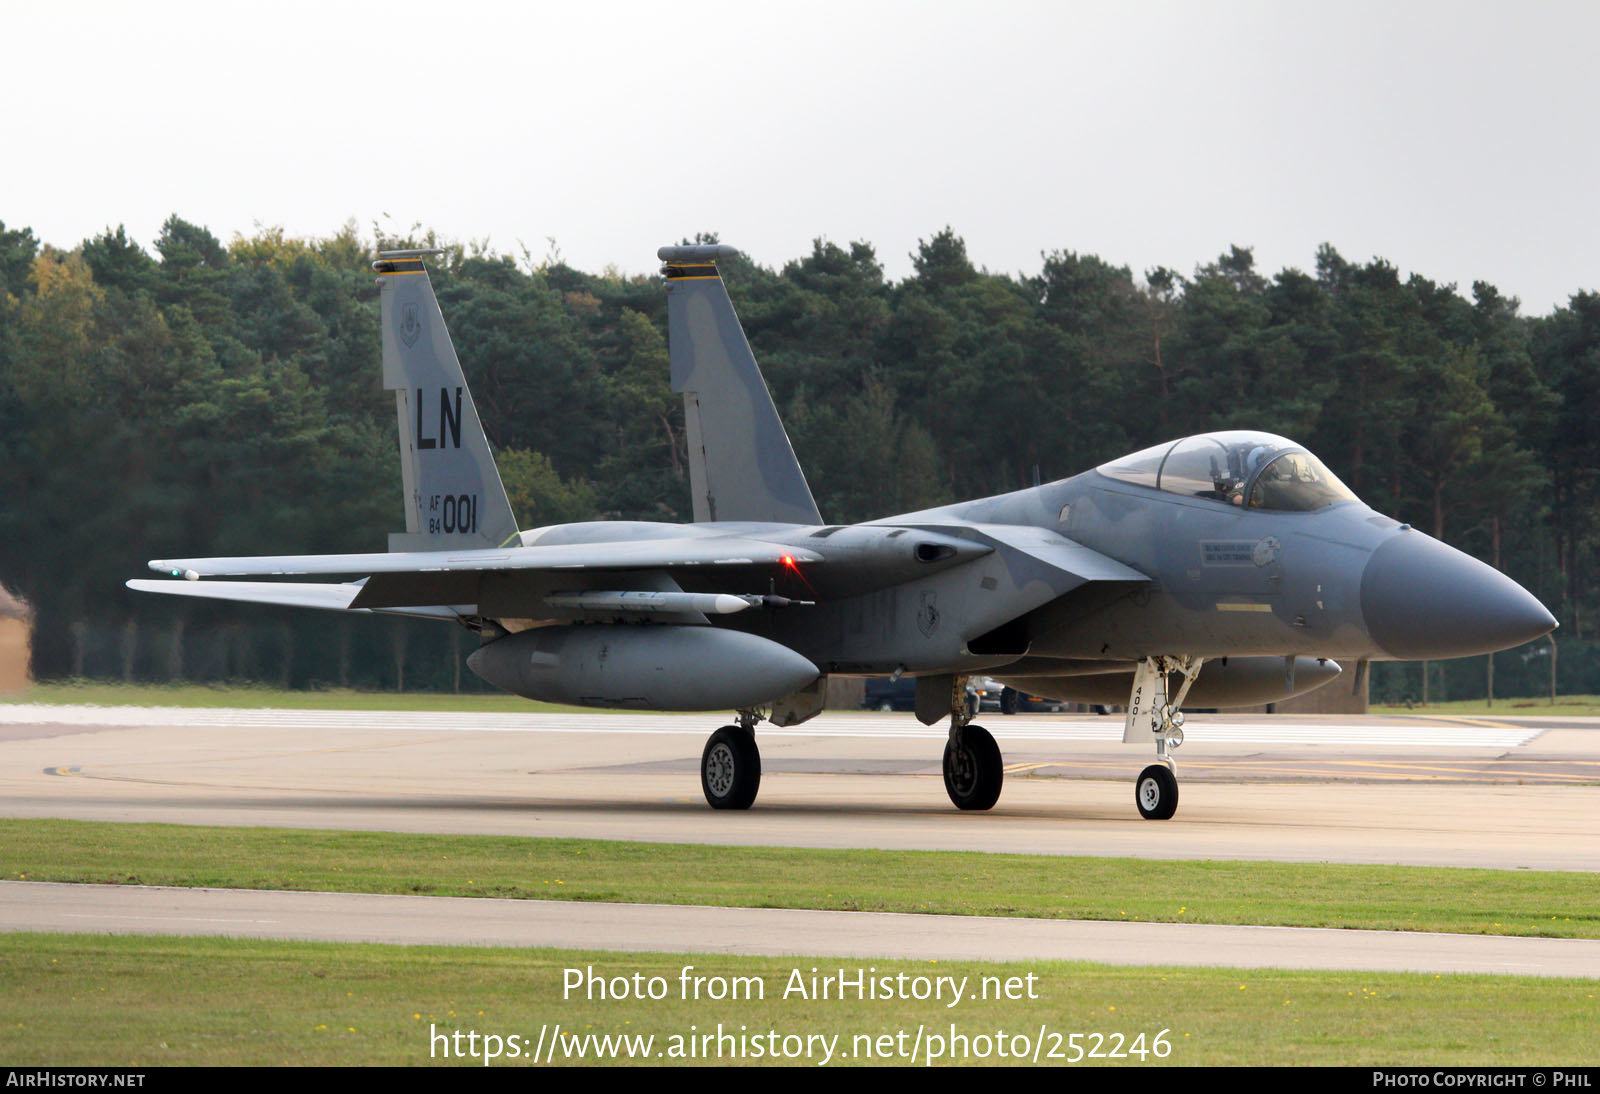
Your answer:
[6,0,1596,314]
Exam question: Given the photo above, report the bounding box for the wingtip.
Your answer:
[147,562,199,580]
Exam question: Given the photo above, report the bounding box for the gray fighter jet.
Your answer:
[130,245,1557,820]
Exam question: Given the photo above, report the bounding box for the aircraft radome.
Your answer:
[131,245,1557,820]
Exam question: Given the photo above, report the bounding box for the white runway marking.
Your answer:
[0,704,1543,748]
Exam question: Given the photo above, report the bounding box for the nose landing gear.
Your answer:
[1126,657,1203,820]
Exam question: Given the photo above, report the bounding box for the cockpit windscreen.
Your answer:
[1097,431,1357,512]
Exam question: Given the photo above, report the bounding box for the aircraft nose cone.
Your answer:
[1360,531,1556,659]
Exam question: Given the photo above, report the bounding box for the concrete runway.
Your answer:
[6,880,1598,978]
[2,705,1596,870]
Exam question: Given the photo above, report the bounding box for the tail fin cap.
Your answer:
[658,244,739,264]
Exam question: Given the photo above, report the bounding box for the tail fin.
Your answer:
[374,249,520,550]
[660,244,822,525]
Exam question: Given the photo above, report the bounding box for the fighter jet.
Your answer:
[130,245,1557,820]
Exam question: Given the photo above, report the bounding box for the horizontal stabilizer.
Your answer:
[125,579,460,621]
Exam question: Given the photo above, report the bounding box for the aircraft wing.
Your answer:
[149,537,822,579]
[142,536,826,616]
[124,579,461,620]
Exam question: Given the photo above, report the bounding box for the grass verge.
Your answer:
[1377,695,1600,717]
[1,934,1593,1066]
[2,680,591,713]
[11,679,1600,717]
[4,819,1595,938]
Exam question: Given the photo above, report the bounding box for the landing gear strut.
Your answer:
[1126,657,1202,821]
[943,675,1002,811]
[701,709,762,810]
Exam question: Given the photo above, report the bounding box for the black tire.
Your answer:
[1000,687,1019,716]
[702,726,760,810]
[1135,763,1178,820]
[943,724,1003,811]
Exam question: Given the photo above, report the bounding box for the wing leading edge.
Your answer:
[125,579,460,621]
[148,536,822,579]
[139,536,826,616]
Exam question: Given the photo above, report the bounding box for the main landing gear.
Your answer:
[944,676,1002,811]
[699,677,1008,813]
[701,710,762,810]
[1127,656,1203,821]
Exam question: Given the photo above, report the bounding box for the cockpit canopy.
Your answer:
[1096,431,1358,512]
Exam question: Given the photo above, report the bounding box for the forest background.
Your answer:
[2,215,1595,703]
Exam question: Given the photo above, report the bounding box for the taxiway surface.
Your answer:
[2,705,1595,871]
[6,880,1597,978]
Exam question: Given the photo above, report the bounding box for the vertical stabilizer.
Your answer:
[374,250,520,551]
[660,244,822,525]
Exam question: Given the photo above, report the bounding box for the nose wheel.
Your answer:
[1135,763,1178,820]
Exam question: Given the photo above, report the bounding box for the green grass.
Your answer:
[0,934,1592,1066]
[12,679,1600,717]
[1377,695,1600,718]
[5,819,1596,939]
[2,680,592,713]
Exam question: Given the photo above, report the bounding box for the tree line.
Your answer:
[1,216,1595,702]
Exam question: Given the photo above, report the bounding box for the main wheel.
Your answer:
[1135,763,1178,820]
[1000,687,1019,715]
[702,726,761,810]
[943,724,1003,811]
